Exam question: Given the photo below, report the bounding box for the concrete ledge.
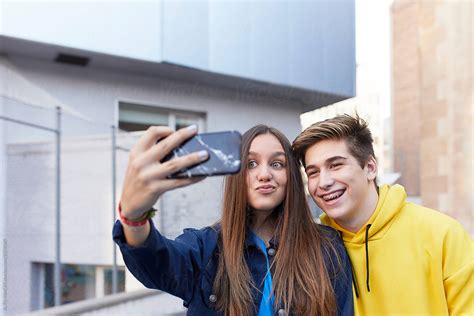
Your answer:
[27,289,160,315]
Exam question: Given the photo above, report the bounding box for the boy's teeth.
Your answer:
[323,191,343,201]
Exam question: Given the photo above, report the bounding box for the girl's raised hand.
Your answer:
[119,125,208,220]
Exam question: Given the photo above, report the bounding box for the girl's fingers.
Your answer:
[135,124,199,168]
[132,126,174,155]
[151,176,206,193]
[121,125,205,215]
[140,150,209,181]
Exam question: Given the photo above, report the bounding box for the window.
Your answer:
[104,268,125,295]
[61,264,96,304]
[32,263,125,310]
[42,263,96,307]
[118,101,206,132]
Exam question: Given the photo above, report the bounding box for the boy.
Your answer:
[292,114,473,315]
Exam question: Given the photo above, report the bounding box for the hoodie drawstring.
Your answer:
[339,230,360,298]
[365,224,372,292]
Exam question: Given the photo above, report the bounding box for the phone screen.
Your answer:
[161,131,242,178]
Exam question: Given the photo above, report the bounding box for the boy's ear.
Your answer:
[366,156,377,181]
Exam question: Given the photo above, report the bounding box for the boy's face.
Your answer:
[304,139,377,229]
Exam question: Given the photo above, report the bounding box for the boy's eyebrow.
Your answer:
[305,156,347,170]
[326,156,347,163]
[305,164,317,171]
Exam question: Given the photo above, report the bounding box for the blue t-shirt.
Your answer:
[250,231,275,316]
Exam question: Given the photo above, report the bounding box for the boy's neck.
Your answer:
[336,185,379,234]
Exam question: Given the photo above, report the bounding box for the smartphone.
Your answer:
[160,131,242,178]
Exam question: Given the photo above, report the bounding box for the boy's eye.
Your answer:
[307,170,320,177]
[247,160,257,169]
[330,163,342,169]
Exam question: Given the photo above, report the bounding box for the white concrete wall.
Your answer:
[0,79,6,316]
[1,1,162,62]
[2,56,304,314]
[1,1,356,97]
[5,56,302,142]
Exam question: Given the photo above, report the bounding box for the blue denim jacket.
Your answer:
[113,220,353,315]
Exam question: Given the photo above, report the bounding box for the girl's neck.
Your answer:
[250,209,275,246]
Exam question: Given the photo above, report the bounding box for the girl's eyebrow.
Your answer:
[270,152,286,159]
[248,151,286,159]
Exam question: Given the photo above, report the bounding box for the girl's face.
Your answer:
[246,133,288,212]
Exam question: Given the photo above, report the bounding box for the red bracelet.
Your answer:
[118,202,156,227]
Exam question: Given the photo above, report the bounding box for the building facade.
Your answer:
[0,2,356,314]
[392,0,473,234]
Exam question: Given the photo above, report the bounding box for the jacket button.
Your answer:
[277,309,286,316]
[268,248,276,256]
[209,294,217,303]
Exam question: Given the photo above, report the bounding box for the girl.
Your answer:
[114,124,353,315]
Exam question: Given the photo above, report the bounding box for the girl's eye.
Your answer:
[330,163,342,169]
[271,161,285,169]
[247,160,257,169]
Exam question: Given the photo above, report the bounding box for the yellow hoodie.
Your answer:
[321,184,473,315]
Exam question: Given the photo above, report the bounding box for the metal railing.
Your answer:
[26,289,160,316]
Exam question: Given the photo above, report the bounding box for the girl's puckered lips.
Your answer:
[256,184,277,194]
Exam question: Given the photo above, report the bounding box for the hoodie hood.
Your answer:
[320,184,473,315]
[320,184,408,296]
[321,184,407,243]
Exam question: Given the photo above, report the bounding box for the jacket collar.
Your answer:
[211,223,278,249]
[244,227,278,249]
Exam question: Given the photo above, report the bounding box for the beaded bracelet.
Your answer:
[118,202,157,227]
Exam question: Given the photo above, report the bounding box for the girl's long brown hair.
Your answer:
[213,125,342,315]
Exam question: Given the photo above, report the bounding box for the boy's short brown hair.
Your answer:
[292,114,376,168]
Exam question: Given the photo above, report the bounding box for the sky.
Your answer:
[355,0,393,119]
